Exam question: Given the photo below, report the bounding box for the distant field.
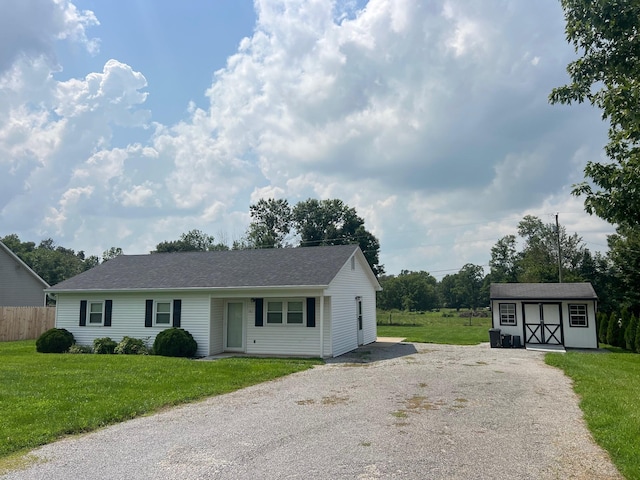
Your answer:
[376,309,491,345]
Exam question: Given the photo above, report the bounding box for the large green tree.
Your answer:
[292,198,383,276]
[377,271,439,311]
[153,229,228,253]
[245,198,292,248]
[550,0,640,226]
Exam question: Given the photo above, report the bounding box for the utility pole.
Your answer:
[556,213,562,283]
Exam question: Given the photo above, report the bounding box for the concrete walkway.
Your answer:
[2,342,621,480]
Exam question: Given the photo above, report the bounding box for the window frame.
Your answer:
[154,301,172,326]
[499,303,517,326]
[568,303,589,328]
[265,299,306,326]
[87,301,105,326]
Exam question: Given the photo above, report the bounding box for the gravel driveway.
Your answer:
[3,342,622,480]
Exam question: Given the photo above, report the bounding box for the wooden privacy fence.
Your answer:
[0,307,55,342]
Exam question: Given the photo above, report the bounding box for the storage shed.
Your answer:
[489,283,598,349]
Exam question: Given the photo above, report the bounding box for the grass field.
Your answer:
[0,341,321,460]
[377,309,491,345]
[546,351,640,480]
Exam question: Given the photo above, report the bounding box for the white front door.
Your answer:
[225,302,244,351]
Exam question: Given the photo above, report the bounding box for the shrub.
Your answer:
[625,314,638,352]
[68,344,93,354]
[93,337,117,354]
[115,336,148,355]
[606,312,621,347]
[635,321,640,354]
[153,328,197,357]
[36,328,75,353]
[598,312,609,344]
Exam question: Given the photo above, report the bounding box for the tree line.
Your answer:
[1,197,383,286]
[378,214,619,314]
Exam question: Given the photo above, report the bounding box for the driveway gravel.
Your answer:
[3,342,622,480]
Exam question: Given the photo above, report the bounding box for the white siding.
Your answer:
[491,299,598,349]
[0,249,46,306]
[562,301,598,348]
[326,252,378,357]
[55,292,211,356]
[209,298,224,355]
[245,297,322,357]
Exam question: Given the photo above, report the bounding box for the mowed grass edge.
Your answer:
[0,341,322,461]
[545,351,640,480]
[377,309,491,345]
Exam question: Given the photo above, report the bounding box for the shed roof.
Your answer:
[47,244,379,292]
[489,282,597,300]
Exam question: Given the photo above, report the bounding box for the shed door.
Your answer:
[524,303,563,345]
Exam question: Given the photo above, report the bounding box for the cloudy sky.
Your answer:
[0,0,614,277]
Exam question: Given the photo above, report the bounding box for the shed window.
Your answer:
[569,304,588,327]
[155,302,171,325]
[266,300,305,325]
[499,303,516,326]
[88,301,104,325]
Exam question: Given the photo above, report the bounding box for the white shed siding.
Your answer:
[491,300,523,339]
[245,297,322,357]
[209,298,224,355]
[326,253,377,357]
[55,292,211,356]
[0,249,45,306]
[561,301,598,348]
[491,299,598,349]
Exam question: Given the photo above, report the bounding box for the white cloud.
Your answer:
[0,0,98,73]
[0,0,616,277]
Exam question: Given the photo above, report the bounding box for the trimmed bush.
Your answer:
[93,337,117,354]
[36,328,75,353]
[68,344,93,354]
[115,336,148,355]
[153,328,197,357]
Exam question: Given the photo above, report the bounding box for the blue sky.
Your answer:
[0,0,614,278]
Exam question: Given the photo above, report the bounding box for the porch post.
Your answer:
[319,293,324,357]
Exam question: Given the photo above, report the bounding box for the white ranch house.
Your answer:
[489,282,599,349]
[46,245,381,358]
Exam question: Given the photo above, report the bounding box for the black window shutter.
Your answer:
[145,300,153,327]
[104,300,113,327]
[255,298,264,327]
[79,300,87,326]
[173,299,182,327]
[306,297,316,327]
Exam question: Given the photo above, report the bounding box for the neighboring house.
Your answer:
[0,241,49,306]
[46,245,382,357]
[489,282,598,349]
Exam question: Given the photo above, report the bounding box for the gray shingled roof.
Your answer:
[47,245,367,291]
[490,283,597,300]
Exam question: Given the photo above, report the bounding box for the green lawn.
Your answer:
[546,351,640,480]
[377,309,491,345]
[0,341,322,460]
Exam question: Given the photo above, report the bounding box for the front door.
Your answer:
[524,303,562,345]
[225,302,244,351]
